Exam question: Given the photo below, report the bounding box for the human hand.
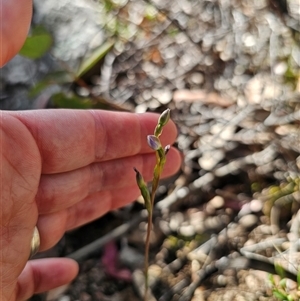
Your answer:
[1,110,181,300]
[0,1,181,300]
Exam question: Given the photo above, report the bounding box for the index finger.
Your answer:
[10,109,178,174]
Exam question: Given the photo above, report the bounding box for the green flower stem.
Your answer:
[144,147,167,301]
[144,206,152,300]
[134,109,171,301]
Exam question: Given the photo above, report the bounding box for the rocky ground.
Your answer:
[2,0,300,300]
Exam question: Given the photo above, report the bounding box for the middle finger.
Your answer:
[36,147,180,214]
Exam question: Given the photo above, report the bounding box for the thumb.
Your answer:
[16,258,79,301]
[0,0,33,66]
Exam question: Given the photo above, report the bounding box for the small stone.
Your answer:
[204,216,223,230]
[216,275,227,286]
[219,125,236,141]
[227,223,242,239]
[239,214,258,230]
[281,241,290,251]
[148,264,162,287]
[238,203,251,218]
[147,99,161,109]
[135,104,147,113]
[249,199,263,212]
[198,150,225,170]
[244,239,255,247]
[209,196,225,210]
[190,72,204,85]
[205,202,216,215]
[194,224,205,234]
[179,224,195,237]
[191,259,201,273]
[152,88,172,104]
[275,124,298,136]
[245,274,260,290]
[169,212,184,232]
[192,288,206,301]
[190,211,205,226]
[273,62,287,75]
[258,224,272,235]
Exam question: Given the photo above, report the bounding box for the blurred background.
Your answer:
[2,0,300,300]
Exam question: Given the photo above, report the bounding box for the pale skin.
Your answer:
[0,1,182,300]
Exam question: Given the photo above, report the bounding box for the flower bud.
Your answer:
[158,108,170,127]
[147,135,161,150]
[134,167,143,186]
[154,109,170,137]
[133,167,151,213]
[164,145,170,155]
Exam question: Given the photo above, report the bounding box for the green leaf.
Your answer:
[104,0,114,12]
[29,71,73,97]
[268,274,275,285]
[275,263,286,279]
[297,270,300,287]
[287,295,294,301]
[273,290,288,300]
[167,26,180,37]
[76,41,114,77]
[19,26,52,59]
[44,70,74,85]
[52,92,93,109]
[28,81,53,98]
[279,278,287,289]
[144,4,157,21]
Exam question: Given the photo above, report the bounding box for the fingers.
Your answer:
[37,185,142,251]
[36,148,181,251]
[16,258,78,301]
[36,147,181,214]
[0,0,33,66]
[65,186,140,229]
[11,109,178,174]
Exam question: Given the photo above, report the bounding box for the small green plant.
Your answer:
[268,264,300,301]
[19,25,53,59]
[134,108,171,301]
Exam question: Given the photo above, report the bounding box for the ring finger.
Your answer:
[37,184,142,251]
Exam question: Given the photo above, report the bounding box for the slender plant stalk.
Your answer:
[134,109,171,301]
[144,206,152,300]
